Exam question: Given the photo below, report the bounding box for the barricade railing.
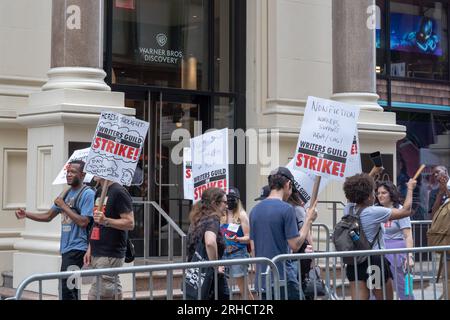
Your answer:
[311,223,331,253]
[269,245,450,300]
[7,257,280,301]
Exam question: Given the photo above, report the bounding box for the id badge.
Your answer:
[62,225,72,233]
[90,226,100,240]
[227,223,239,233]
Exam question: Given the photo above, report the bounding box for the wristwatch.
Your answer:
[104,218,110,227]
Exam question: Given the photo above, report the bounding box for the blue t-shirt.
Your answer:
[250,199,299,288]
[52,187,95,254]
[344,203,392,249]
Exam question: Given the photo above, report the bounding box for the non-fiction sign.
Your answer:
[190,129,229,202]
[183,147,194,200]
[85,112,149,186]
[53,148,94,185]
[293,96,360,181]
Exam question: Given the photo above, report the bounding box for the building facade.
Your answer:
[0,0,448,292]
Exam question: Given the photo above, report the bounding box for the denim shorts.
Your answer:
[222,248,250,278]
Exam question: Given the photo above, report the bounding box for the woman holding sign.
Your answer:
[220,187,254,300]
[375,181,415,300]
[341,173,417,300]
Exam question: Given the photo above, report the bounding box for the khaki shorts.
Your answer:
[88,256,125,300]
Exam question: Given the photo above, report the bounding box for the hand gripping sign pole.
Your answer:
[85,112,149,240]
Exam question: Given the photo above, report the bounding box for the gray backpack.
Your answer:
[332,206,381,265]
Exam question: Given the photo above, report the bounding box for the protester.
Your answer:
[220,187,253,300]
[342,173,417,300]
[15,160,94,300]
[428,165,449,218]
[254,185,270,202]
[84,178,135,300]
[376,181,414,300]
[250,167,318,300]
[186,187,229,300]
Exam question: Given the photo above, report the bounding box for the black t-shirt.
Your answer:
[90,183,133,258]
[187,215,225,261]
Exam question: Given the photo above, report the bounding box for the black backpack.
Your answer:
[332,206,381,265]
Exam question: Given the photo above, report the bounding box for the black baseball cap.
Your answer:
[228,187,240,199]
[268,167,297,189]
[254,185,270,201]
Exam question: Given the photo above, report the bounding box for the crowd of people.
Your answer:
[14,159,450,301]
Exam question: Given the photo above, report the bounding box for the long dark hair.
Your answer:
[375,181,401,209]
[287,191,304,207]
[189,188,226,227]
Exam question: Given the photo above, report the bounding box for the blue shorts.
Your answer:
[222,249,250,278]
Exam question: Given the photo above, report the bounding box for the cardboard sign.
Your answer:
[345,133,362,177]
[190,129,229,203]
[85,112,149,186]
[53,148,94,185]
[286,159,329,205]
[183,147,194,200]
[293,96,360,181]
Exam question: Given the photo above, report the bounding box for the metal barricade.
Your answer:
[310,223,331,253]
[7,257,279,301]
[270,245,450,300]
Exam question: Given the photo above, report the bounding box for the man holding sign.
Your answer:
[83,112,149,300]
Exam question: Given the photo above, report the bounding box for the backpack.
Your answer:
[427,200,450,249]
[332,206,381,265]
[65,185,95,234]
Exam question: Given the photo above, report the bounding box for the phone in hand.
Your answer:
[370,151,383,168]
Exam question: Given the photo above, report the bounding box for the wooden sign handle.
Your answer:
[96,180,111,212]
[310,176,322,205]
[412,164,426,181]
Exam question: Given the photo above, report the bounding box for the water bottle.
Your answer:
[349,230,360,242]
[404,273,414,296]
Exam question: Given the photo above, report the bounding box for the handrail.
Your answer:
[317,201,346,229]
[133,200,187,263]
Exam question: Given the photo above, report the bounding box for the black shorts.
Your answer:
[346,255,393,282]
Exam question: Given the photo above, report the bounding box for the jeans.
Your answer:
[60,250,85,300]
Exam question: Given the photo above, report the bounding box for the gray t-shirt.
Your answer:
[344,203,392,249]
[382,205,411,240]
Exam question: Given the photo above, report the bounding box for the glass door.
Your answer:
[148,91,210,257]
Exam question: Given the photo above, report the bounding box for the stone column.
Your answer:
[331,0,382,111]
[13,0,135,295]
[42,0,110,91]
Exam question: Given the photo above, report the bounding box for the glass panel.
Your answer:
[396,112,450,222]
[214,0,233,92]
[214,96,235,187]
[389,0,449,80]
[111,0,209,89]
[376,0,387,75]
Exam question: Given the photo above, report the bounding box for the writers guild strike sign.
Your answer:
[53,148,94,185]
[286,130,361,205]
[183,147,194,200]
[85,112,149,186]
[190,128,229,203]
[293,96,360,182]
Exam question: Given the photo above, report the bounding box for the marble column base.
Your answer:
[42,67,110,92]
[331,92,383,112]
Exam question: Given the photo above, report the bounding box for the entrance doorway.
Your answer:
[127,91,209,257]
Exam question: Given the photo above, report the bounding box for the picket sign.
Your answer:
[292,96,360,182]
[190,128,229,203]
[53,148,94,185]
[84,112,149,213]
[183,147,194,200]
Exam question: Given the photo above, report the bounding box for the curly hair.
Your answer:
[375,181,401,208]
[343,173,375,205]
[189,188,226,226]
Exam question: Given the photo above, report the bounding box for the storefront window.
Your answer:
[376,0,387,75]
[389,0,449,80]
[396,112,450,220]
[111,0,209,89]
